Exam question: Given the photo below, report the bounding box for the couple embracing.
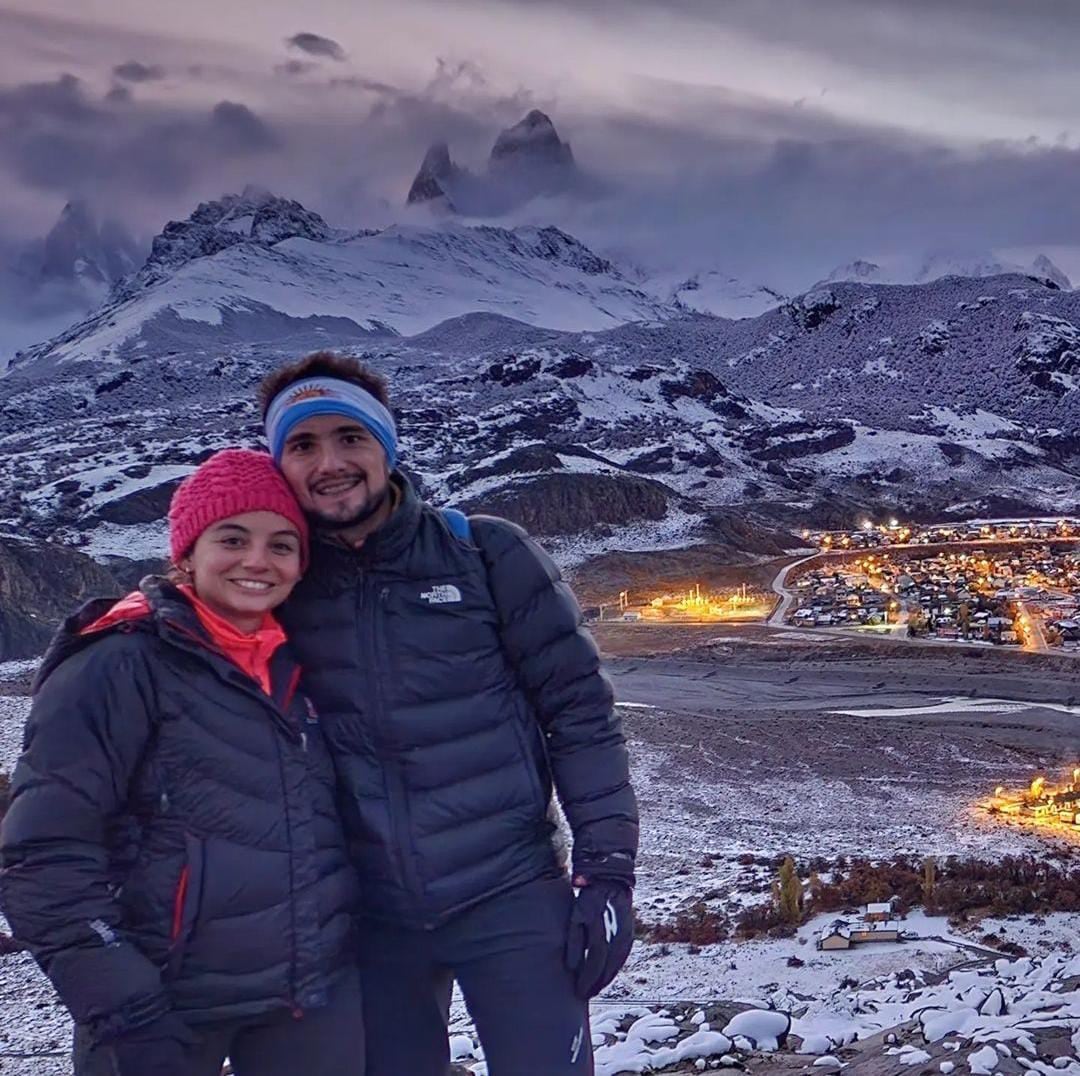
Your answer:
[0,352,639,1076]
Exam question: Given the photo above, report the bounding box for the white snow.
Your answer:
[36,222,681,366]
[832,697,1080,719]
[969,1044,1001,1074]
[721,1010,790,1051]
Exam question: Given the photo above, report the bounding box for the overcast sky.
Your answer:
[1,0,1078,283]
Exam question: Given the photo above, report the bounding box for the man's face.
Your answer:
[277,413,390,530]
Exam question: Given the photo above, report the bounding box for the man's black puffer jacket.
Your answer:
[0,581,357,1041]
[279,475,638,927]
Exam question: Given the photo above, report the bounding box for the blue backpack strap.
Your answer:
[440,507,472,542]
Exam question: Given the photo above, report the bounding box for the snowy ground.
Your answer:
[2,637,1079,1074]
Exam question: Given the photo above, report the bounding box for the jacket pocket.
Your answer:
[164,833,205,980]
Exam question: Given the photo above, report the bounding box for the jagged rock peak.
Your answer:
[829,259,881,282]
[41,200,139,285]
[126,188,333,294]
[406,142,459,207]
[490,109,574,169]
[1032,254,1072,291]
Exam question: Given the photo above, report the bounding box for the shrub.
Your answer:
[647,903,730,946]
[739,854,1080,927]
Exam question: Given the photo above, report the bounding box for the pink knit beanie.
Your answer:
[168,449,309,568]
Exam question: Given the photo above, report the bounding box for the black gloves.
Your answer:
[103,1011,199,1076]
[565,865,635,1000]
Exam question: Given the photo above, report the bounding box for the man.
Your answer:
[259,352,638,1075]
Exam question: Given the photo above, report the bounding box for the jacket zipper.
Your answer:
[364,582,425,913]
[164,620,303,745]
[282,666,307,753]
[270,727,301,1019]
[170,866,190,943]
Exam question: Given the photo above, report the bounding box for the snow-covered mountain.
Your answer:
[406,143,461,211]
[38,201,141,287]
[3,217,1079,578]
[822,250,1072,290]
[13,189,678,373]
[644,267,787,320]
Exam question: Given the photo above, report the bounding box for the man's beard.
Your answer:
[309,482,390,532]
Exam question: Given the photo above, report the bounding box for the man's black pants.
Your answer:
[360,875,593,1076]
[73,970,365,1076]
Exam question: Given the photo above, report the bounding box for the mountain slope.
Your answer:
[13,193,675,371]
[4,191,1080,581]
[3,269,1079,581]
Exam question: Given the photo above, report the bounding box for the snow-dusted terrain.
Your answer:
[2,192,1079,577]
[0,186,1079,667]
[4,636,1079,1075]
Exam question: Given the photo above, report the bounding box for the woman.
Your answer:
[0,449,361,1076]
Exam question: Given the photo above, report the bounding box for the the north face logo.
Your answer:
[421,584,462,604]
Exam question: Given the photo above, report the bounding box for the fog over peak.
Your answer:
[0,0,1077,289]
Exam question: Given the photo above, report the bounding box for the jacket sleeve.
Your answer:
[470,516,639,872]
[0,639,171,1039]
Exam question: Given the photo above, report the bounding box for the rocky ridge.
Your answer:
[406,109,584,214]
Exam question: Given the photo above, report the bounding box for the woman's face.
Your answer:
[181,511,302,630]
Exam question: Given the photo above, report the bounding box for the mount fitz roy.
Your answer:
[1,186,1079,656]
[407,110,591,215]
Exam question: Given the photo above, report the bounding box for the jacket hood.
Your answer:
[33,578,197,692]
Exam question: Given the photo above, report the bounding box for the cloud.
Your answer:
[0,74,280,225]
[327,75,399,96]
[545,112,1080,288]
[286,32,347,62]
[1,13,1079,295]
[275,59,317,78]
[0,74,99,124]
[112,61,165,83]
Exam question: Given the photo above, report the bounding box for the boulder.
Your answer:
[0,535,117,660]
[466,471,670,536]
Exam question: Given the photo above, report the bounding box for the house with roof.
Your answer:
[817,901,904,950]
[817,920,853,950]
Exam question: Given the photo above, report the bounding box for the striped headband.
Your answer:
[265,377,398,467]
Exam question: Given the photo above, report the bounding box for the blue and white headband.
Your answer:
[265,377,398,468]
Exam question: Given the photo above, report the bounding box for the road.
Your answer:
[767,552,822,627]
[1017,601,1051,654]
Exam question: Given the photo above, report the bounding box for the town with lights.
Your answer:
[986,769,1080,834]
[784,519,1080,652]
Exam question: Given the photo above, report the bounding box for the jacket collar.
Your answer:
[35,578,295,695]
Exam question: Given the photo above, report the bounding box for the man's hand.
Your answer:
[565,875,635,1000]
[103,1011,199,1076]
